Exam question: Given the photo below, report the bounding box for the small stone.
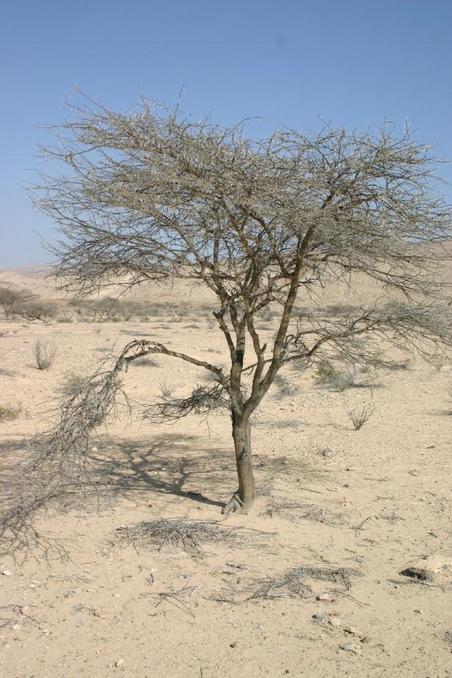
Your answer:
[1,570,12,576]
[345,626,358,635]
[316,593,334,602]
[312,613,325,623]
[340,642,360,654]
[329,617,343,628]
[414,609,424,615]
[230,641,237,648]
[400,555,452,583]
[115,658,124,667]
[12,624,21,631]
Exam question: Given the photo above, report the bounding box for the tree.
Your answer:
[34,100,452,514]
[0,285,35,319]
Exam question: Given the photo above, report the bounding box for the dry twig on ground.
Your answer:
[249,564,358,601]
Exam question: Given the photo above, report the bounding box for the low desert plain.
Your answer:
[0,265,451,678]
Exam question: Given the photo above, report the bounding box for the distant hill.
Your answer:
[1,239,451,306]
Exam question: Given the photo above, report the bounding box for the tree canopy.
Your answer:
[32,99,452,513]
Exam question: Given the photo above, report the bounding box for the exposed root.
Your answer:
[222,491,255,515]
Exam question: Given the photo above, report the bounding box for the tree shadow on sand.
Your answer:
[87,433,228,508]
[85,433,328,509]
[0,431,329,560]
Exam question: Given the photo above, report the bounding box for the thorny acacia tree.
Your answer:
[35,100,452,514]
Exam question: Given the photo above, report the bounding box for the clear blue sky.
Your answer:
[1,0,451,266]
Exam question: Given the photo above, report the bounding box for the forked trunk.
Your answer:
[222,415,256,514]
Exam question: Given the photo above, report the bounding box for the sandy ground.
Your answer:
[0,269,451,678]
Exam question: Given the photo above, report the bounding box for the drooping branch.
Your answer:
[144,382,229,422]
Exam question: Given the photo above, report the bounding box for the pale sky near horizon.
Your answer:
[1,0,451,267]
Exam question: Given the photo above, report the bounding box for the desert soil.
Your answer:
[0,268,451,678]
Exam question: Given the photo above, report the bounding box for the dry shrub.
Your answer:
[347,403,375,430]
[33,339,57,370]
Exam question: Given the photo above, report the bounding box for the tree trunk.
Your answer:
[222,414,256,514]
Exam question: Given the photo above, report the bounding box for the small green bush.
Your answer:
[314,360,355,391]
[273,374,299,399]
[131,357,159,368]
[0,402,22,422]
[61,371,91,396]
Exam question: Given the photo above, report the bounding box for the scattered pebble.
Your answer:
[1,569,12,576]
[329,618,343,628]
[115,658,124,667]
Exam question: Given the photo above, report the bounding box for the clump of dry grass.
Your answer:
[117,518,240,554]
[250,564,357,600]
[347,403,375,430]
